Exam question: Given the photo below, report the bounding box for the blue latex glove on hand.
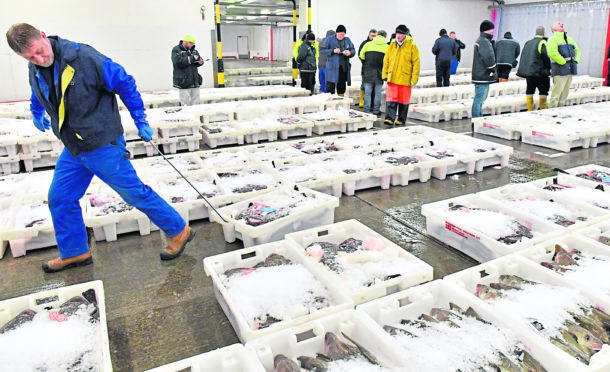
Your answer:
[33,116,51,132]
[136,121,154,142]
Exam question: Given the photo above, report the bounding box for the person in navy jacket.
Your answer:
[6,23,194,272]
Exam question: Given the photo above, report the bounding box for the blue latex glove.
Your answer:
[135,120,153,142]
[33,116,51,132]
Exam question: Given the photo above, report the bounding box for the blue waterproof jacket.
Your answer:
[29,36,146,156]
[432,35,458,64]
[320,35,356,84]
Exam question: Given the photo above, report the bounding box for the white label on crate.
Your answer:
[482,123,500,128]
[531,131,553,137]
[445,221,480,240]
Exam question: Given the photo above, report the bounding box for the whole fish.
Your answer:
[464,306,491,324]
[430,308,462,322]
[490,352,521,372]
[560,328,597,362]
[498,275,537,287]
[383,324,416,337]
[519,349,548,372]
[0,309,36,334]
[565,321,604,352]
[449,302,464,314]
[475,284,502,300]
[540,262,568,273]
[272,354,300,372]
[550,336,590,364]
[341,331,384,365]
[570,312,610,344]
[297,355,328,372]
[489,282,522,291]
[554,251,576,266]
[324,332,358,360]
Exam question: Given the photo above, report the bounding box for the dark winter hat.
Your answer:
[504,31,512,39]
[395,24,408,35]
[480,20,495,32]
[307,32,316,41]
[439,28,447,36]
[336,24,346,33]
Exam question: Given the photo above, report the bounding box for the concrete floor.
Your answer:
[1,113,609,371]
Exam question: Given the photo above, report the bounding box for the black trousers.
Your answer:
[525,76,550,96]
[498,65,512,80]
[436,60,452,87]
[385,102,409,123]
[326,67,348,95]
[300,71,316,95]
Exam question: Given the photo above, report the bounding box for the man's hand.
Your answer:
[33,116,51,132]
[135,120,154,142]
[342,50,351,56]
[193,55,204,65]
[333,48,341,54]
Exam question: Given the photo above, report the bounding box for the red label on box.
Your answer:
[483,123,500,128]
[531,131,553,137]
[445,221,481,240]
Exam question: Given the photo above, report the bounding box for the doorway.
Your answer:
[237,36,249,59]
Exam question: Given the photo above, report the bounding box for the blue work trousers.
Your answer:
[48,136,186,259]
[451,59,459,74]
[472,84,490,118]
[318,69,326,92]
[363,82,383,114]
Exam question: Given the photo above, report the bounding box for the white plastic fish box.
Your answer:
[356,279,561,372]
[519,234,610,298]
[0,101,32,119]
[520,123,597,152]
[359,130,433,150]
[313,151,393,196]
[124,139,158,158]
[560,163,610,187]
[436,136,513,172]
[0,280,112,371]
[156,170,232,222]
[414,145,470,179]
[84,183,151,242]
[152,114,201,139]
[233,101,294,122]
[363,146,441,186]
[286,219,433,304]
[345,110,376,132]
[409,104,447,123]
[200,122,245,148]
[444,254,610,372]
[186,104,235,124]
[526,174,610,212]
[203,240,353,342]
[276,116,314,140]
[159,133,202,154]
[386,125,462,143]
[242,143,303,164]
[472,115,523,140]
[245,309,406,371]
[20,150,60,172]
[289,137,341,156]
[0,198,13,259]
[145,343,265,372]
[271,157,345,198]
[0,119,20,157]
[331,133,382,151]
[299,112,348,136]
[3,194,56,257]
[210,186,339,247]
[232,120,281,144]
[212,163,283,204]
[421,194,562,262]
[0,155,20,175]
[574,220,610,247]
[196,148,255,168]
[120,111,160,142]
[477,184,609,231]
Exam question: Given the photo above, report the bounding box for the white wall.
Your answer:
[222,25,250,57]
[220,25,271,59]
[309,0,491,73]
[1,0,216,101]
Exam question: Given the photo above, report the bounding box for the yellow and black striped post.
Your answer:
[307,0,311,32]
[215,0,225,88]
[285,0,297,86]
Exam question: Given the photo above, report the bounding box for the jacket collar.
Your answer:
[47,36,79,63]
[481,32,493,40]
[535,35,544,39]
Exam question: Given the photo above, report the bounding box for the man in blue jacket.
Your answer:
[6,23,194,273]
[320,24,356,96]
[432,28,458,87]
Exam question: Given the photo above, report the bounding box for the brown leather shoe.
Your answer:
[160,225,194,261]
[42,252,93,273]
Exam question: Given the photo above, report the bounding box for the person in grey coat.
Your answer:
[297,32,317,95]
[495,31,520,82]
[432,28,458,87]
[318,30,335,93]
[472,20,498,118]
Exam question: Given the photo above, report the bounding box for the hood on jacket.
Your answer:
[325,30,335,37]
[372,35,387,45]
[504,32,513,39]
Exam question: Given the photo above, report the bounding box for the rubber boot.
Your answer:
[338,93,345,97]
[526,95,535,111]
[395,103,409,125]
[385,101,397,124]
[539,95,548,110]
[359,89,364,108]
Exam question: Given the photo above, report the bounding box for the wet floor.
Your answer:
[0,112,607,371]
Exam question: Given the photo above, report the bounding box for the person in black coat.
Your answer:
[297,32,317,95]
[171,34,204,106]
[450,31,466,74]
[432,28,458,86]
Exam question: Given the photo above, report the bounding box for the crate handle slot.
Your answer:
[241,251,257,260]
[479,270,490,278]
[317,230,329,237]
[398,296,412,307]
[35,295,59,306]
[386,284,400,296]
[296,329,316,343]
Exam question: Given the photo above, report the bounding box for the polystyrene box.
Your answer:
[144,344,265,372]
[84,183,151,242]
[286,219,433,304]
[210,185,339,247]
[357,279,562,372]
[519,234,610,298]
[444,254,610,372]
[245,310,406,371]
[4,194,58,257]
[421,194,562,262]
[271,157,344,198]
[477,183,609,231]
[202,240,353,342]
[0,281,112,371]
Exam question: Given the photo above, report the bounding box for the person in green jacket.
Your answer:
[546,21,580,107]
[359,31,387,114]
[293,31,319,62]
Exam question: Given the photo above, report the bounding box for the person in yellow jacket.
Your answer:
[546,21,580,107]
[293,31,319,61]
[382,24,420,125]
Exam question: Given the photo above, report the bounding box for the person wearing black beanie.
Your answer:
[471,20,497,118]
[320,24,356,95]
[432,28,458,87]
[495,30,520,82]
[297,31,318,95]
